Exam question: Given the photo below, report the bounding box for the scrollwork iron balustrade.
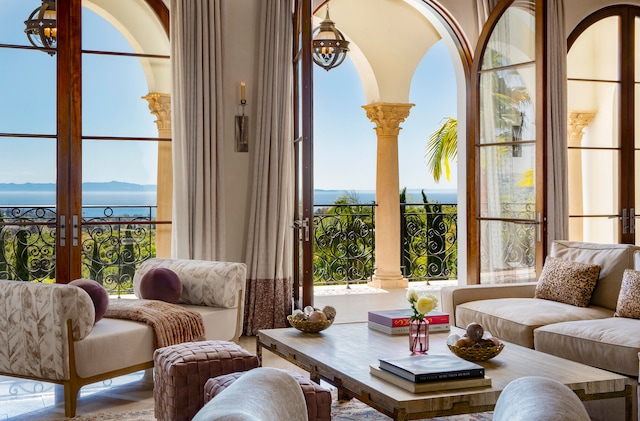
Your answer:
[401,203,458,282]
[313,204,375,285]
[0,206,157,292]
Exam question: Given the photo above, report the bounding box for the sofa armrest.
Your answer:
[134,258,247,309]
[441,282,537,327]
[0,280,94,381]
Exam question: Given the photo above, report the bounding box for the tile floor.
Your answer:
[0,281,456,420]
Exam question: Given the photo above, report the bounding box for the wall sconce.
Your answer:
[511,112,523,158]
[235,82,248,152]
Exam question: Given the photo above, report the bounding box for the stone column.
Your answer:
[567,111,596,241]
[143,93,172,258]
[363,102,413,289]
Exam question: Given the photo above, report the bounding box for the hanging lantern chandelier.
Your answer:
[312,5,350,71]
[24,0,57,56]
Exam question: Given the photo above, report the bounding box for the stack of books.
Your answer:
[367,309,450,334]
[370,354,492,393]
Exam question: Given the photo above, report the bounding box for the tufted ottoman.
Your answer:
[153,340,259,421]
[204,370,332,421]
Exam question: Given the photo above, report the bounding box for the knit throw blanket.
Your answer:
[105,299,205,348]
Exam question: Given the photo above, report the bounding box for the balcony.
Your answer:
[0,201,535,290]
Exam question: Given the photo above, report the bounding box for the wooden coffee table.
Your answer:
[257,323,632,421]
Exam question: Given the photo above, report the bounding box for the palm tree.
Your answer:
[426,116,457,182]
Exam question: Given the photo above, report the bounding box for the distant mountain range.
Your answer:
[0,182,156,192]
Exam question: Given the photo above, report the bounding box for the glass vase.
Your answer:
[409,319,429,354]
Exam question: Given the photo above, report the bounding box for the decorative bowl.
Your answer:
[447,342,505,362]
[287,315,334,333]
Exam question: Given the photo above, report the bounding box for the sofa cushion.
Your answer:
[139,268,182,304]
[615,269,640,319]
[551,241,640,310]
[456,298,613,348]
[534,317,640,377]
[534,256,600,307]
[70,279,110,323]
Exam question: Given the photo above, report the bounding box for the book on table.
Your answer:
[378,354,484,383]
[367,320,450,335]
[370,364,491,393]
[367,309,449,327]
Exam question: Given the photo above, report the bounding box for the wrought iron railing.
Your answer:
[0,202,536,288]
[0,205,158,294]
[313,202,460,285]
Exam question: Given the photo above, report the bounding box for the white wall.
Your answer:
[220,0,261,262]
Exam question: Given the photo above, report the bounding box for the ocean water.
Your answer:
[314,189,457,205]
[0,188,457,217]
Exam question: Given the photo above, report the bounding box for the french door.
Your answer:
[469,0,545,284]
[293,0,315,308]
[567,6,640,245]
[0,0,169,287]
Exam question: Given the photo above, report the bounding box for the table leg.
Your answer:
[256,340,263,367]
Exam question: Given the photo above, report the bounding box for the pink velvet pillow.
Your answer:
[70,279,109,324]
[139,267,182,304]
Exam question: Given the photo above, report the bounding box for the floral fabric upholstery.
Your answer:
[0,280,94,381]
[133,258,247,309]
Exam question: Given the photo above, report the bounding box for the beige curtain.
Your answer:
[545,0,568,247]
[170,0,226,261]
[243,0,295,335]
[477,0,501,30]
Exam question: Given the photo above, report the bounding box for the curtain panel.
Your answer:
[243,0,295,335]
[545,0,568,248]
[170,0,226,261]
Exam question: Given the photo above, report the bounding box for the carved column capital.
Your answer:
[142,93,172,134]
[362,102,414,136]
[567,111,596,146]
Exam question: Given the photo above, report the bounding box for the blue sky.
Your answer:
[313,40,457,191]
[0,3,457,192]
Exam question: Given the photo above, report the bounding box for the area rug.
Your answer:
[51,394,493,421]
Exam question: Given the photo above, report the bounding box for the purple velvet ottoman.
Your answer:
[153,340,259,421]
[204,370,332,421]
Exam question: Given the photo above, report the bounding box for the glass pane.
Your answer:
[568,17,619,81]
[0,0,51,47]
[82,140,158,206]
[479,220,536,283]
[0,137,56,190]
[479,64,535,144]
[567,81,619,148]
[82,6,135,54]
[0,48,56,135]
[82,54,163,137]
[568,149,618,216]
[479,144,535,219]
[570,217,619,244]
[482,3,535,70]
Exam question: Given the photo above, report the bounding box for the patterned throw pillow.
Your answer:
[534,256,601,307]
[615,269,640,318]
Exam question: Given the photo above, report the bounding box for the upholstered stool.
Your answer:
[204,370,332,421]
[153,340,259,421]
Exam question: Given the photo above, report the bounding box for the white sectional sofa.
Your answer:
[441,241,640,420]
[0,258,246,417]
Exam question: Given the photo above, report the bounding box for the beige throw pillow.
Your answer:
[534,256,601,307]
[615,269,640,318]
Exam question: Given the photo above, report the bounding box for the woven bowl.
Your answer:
[447,342,505,362]
[287,315,334,333]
